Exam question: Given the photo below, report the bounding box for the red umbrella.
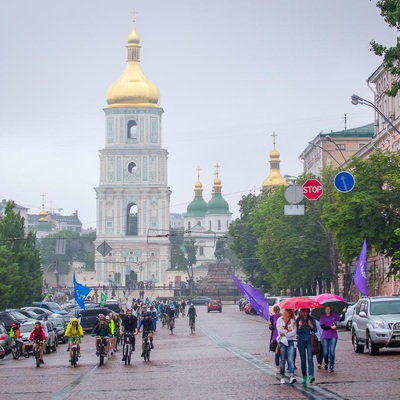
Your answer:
[279,296,322,310]
[315,293,346,303]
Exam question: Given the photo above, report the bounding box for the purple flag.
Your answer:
[354,239,368,296]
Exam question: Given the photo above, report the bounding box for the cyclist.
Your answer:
[65,317,84,362]
[92,314,110,355]
[138,312,156,357]
[120,309,138,361]
[113,313,121,349]
[10,322,27,356]
[107,314,116,355]
[29,321,46,364]
[187,303,197,330]
[181,299,187,317]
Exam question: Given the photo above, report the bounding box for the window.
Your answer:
[336,143,346,151]
[218,220,221,230]
[128,162,137,173]
[199,247,204,256]
[127,120,138,140]
[188,221,191,231]
[209,221,212,230]
[126,203,138,236]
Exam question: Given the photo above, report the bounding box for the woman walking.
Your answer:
[269,305,282,374]
[320,304,341,372]
[296,309,317,384]
[277,309,297,384]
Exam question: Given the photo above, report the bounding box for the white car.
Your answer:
[339,303,356,330]
[20,320,58,354]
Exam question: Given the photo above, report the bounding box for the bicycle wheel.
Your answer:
[99,352,104,366]
[12,346,20,360]
[35,349,40,368]
[124,344,129,365]
[72,347,77,367]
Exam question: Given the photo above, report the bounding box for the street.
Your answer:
[1,305,400,400]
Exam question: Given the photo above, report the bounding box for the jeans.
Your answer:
[279,340,295,377]
[297,339,314,377]
[322,337,337,368]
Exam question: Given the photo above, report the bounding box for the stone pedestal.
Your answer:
[196,261,238,296]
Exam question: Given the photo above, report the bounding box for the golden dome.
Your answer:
[106,20,160,108]
[195,180,202,189]
[270,149,280,158]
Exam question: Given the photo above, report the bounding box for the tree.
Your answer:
[0,201,42,308]
[370,0,400,96]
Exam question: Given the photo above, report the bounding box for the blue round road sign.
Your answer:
[334,171,355,193]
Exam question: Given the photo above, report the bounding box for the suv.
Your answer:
[78,308,112,332]
[351,296,400,355]
[0,310,29,331]
[32,302,68,315]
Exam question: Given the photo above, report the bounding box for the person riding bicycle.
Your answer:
[138,312,156,357]
[107,314,116,355]
[10,322,26,356]
[65,317,84,362]
[187,303,197,325]
[181,299,187,316]
[120,309,138,362]
[29,321,46,364]
[92,314,110,355]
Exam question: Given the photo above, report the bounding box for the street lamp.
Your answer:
[351,94,400,136]
[325,136,347,164]
[308,141,341,166]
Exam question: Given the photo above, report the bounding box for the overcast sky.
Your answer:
[0,1,397,229]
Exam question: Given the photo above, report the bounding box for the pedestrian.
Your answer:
[269,305,282,374]
[296,308,317,384]
[277,309,297,385]
[320,304,341,372]
[314,318,323,369]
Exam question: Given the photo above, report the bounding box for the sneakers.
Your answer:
[122,356,126,361]
[317,364,322,369]
[39,359,44,364]
[324,364,328,371]
[310,376,315,383]
[150,343,154,349]
[302,377,307,384]
[330,367,334,373]
[289,376,296,385]
[141,352,145,357]
[280,378,285,384]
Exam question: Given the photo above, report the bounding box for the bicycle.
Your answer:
[169,317,175,334]
[32,340,43,368]
[161,312,167,328]
[189,317,196,334]
[123,332,134,365]
[69,336,80,367]
[11,339,29,360]
[95,336,109,366]
[143,332,151,362]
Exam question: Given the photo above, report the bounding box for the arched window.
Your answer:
[188,221,191,231]
[199,246,204,256]
[128,161,137,173]
[127,120,137,140]
[126,203,138,235]
[209,221,212,230]
[218,220,221,230]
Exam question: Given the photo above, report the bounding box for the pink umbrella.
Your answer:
[315,293,346,303]
[279,296,322,310]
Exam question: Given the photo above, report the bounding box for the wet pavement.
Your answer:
[1,305,400,399]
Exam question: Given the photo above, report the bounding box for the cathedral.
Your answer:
[94,17,170,287]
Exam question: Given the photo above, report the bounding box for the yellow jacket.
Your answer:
[65,323,84,337]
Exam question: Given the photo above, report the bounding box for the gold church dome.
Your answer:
[106,20,160,108]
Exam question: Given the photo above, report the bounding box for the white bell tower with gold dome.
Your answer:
[94,16,170,287]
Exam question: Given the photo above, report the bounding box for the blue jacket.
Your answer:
[296,315,317,342]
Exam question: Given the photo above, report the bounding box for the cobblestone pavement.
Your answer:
[1,305,400,399]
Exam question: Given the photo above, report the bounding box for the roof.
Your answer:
[320,123,374,139]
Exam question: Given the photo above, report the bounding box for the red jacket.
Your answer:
[29,327,46,341]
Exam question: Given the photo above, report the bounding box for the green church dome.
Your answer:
[186,196,207,217]
[207,193,230,214]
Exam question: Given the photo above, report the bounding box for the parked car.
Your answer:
[244,303,257,315]
[266,296,291,315]
[0,310,29,331]
[189,296,211,305]
[352,296,400,355]
[104,300,120,313]
[78,308,113,332]
[20,307,53,318]
[207,300,222,313]
[20,320,58,354]
[18,309,42,320]
[49,318,67,343]
[32,301,68,315]
[0,322,11,357]
[339,303,356,330]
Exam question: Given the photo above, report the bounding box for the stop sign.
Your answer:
[302,179,323,201]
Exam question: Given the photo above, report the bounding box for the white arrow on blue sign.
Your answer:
[334,171,355,193]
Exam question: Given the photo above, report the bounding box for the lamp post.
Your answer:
[308,141,341,166]
[351,94,400,136]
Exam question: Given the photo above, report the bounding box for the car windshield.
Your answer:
[266,298,277,306]
[9,310,28,320]
[21,324,35,334]
[50,319,63,327]
[45,302,64,311]
[370,300,400,315]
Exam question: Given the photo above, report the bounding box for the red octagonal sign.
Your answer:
[302,179,323,201]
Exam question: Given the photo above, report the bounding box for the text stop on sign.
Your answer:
[302,179,323,201]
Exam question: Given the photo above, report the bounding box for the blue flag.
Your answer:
[354,239,368,296]
[73,273,91,310]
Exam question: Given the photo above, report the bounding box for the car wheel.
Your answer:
[352,331,364,353]
[367,333,379,356]
[346,319,352,330]
[205,302,209,305]
[219,310,222,313]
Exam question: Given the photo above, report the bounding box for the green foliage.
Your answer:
[169,229,198,278]
[0,201,42,308]
[370,1,400,96]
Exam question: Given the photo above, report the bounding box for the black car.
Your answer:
[49,317,67,343]
[0,310,29,331]
[78,308,113,332]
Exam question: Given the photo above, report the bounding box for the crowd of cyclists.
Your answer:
[10,298,198,366]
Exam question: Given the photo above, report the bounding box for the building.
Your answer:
[262,134,287,191]
[28,211,82,235]
[0,199,29,232]
[94,16,170,287]
[299,124,374,175]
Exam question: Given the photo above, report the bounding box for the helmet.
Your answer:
[71,317,79,323]
[35,321,41,325]
[98,313,105,320]
[144,312,151,317]
[105,316,110,320]
[190,303,194,307]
